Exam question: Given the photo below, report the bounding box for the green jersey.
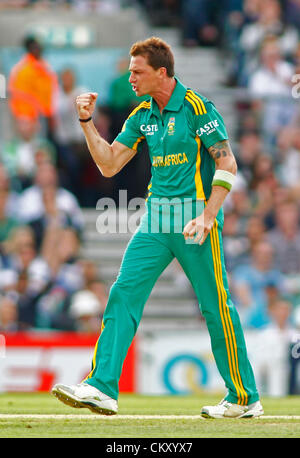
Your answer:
[115,77,228,202]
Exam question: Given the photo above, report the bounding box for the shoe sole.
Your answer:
[51,387,117,416]
[239,409,264,418]
[201,412,223,419]
[201,410,264,419]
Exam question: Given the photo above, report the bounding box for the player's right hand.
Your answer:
[76,92,98,120]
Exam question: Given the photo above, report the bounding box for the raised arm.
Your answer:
[76,92,137,177]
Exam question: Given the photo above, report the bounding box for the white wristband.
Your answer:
[212,170,236,191]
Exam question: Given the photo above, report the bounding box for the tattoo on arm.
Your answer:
[207,140,234,166]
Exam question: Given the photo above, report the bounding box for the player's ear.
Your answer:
[158,67,167,78]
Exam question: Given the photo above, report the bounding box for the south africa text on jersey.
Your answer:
[152,153,189,167]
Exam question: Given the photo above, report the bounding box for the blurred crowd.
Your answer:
[0,147,110,332]
[0,13,156,333]
[0,0,131,13]
[217,0,300,393]
[217,0,300,332]
[0,35,138,334]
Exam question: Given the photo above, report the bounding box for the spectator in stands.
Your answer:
[235,131,263,183]
[294,41,300,67]
[250,154,278,218]
[42,226,82,284]
[53,67,88,195]
[8,35,58,139]
[78,258,108,308]
[222,0,266,86]
[5,225,51,328]
[224,212,267,274]
[69,289,103,333]
[0,188,19,248]
[276,124,297,160]
[0,268,18,297]
[236,109,260,137]
[53,258,109,332]
[267,200,300,276]
[222,210,248,272]
[248,38,295,97]
[72,0,122,14]
[108,57,141,139]
[0,294,19,332]
[1,116,55,191]
[239,0,299,79]
[29,184,81,251]
[284,0,300,29]
[263,185,294,231]
[223,174,254,268]
[232,239,286,328]
[0,117,38,188]
[248,38,296,147]
[0,164,20,220]
[225,174,252,221]
[181,0,220,47]
[278,128,300,199]
[17,161,84,241]
[252,297,296,396]
[36,227,84,329]
[138,0,181,27]
[245,214,267,249]
[0,166,20,273]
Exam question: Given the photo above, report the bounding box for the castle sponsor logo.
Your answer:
[196,119,219,137]
[140,124,158,135]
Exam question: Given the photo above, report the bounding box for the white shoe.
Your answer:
[51,383,118,415]
[201,399,264,419]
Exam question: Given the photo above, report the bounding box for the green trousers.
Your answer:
[85,202,259,405]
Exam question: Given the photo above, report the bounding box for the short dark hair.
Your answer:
[23,35,42,53]
[130,36,175,77]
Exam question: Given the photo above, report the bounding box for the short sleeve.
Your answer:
[115,114,145,152]
[195,102,228,149]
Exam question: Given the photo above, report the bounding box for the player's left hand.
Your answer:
[183,210,215,245]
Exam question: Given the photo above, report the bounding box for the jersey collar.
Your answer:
[149,76,187,116]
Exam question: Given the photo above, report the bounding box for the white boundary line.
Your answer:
[0,414,299,420]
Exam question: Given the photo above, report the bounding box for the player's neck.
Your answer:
[152,77,176,114]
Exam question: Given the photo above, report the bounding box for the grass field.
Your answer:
[0,392,299,439]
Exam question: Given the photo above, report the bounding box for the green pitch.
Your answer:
[0,393,299,438]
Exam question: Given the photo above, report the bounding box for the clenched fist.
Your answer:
[76,92,98,120]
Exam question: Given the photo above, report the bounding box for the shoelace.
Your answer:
[219,399,233,409]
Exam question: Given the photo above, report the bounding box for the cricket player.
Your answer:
[52,37,263,419]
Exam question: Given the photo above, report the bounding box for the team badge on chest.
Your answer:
[167,117,176,135]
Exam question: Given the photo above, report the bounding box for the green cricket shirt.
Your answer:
[115,77,228,202]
